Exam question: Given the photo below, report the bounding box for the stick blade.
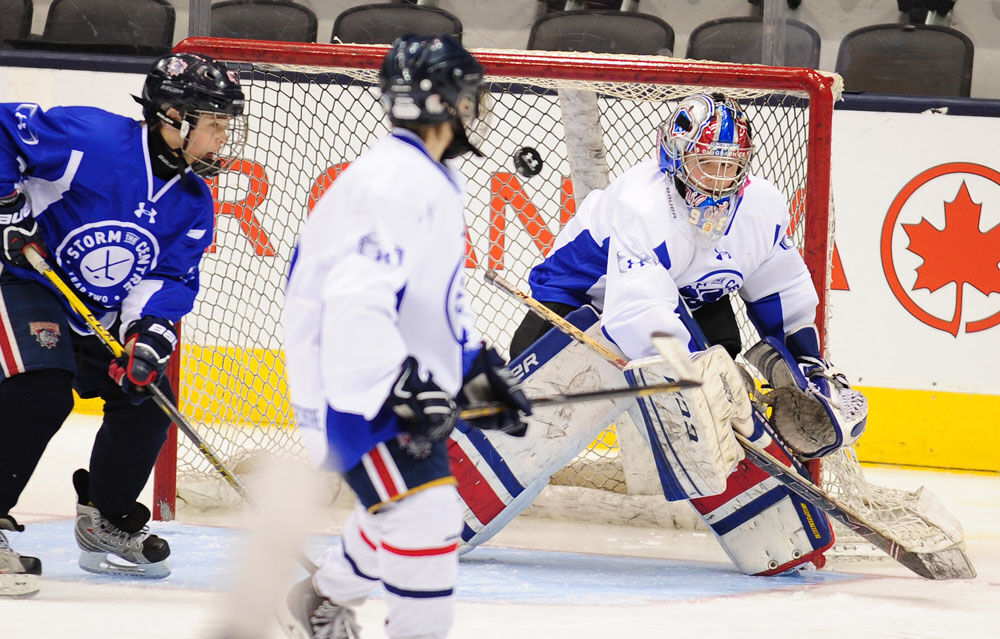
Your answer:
[649,331,701,383]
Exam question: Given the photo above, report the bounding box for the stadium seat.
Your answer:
[836,23,974,97]
[686,16,820,68]
[15,0,175,55]
[210,0,317,43]
[0,0,32,47]
[332,3,462,44]
[527,9,674,56]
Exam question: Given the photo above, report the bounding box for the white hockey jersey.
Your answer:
[528,159,818,359]
[283,129,475,472]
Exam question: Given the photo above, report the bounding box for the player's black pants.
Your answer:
[0,273,172,520]
[508,295,743,361]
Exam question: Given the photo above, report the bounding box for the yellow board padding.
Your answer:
[852,385,1000,473]
[70,347,999,473]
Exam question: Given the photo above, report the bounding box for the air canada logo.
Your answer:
[679,269,743,309]
[55,222,160,307]
[14,103,39,145]
[881,162,1000,336]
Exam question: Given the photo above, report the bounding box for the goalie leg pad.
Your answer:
[450,306,632,549]
[624,345,751,501]
[746,337,867,458]
[689,421,834,575]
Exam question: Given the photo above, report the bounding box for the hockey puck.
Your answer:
[513,147,543,177]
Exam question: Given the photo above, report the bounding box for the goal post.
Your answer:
[153,37,839,522]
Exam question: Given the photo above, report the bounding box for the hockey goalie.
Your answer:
[450,94,871,575]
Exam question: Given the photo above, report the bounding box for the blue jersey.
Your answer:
[0,103,214,335]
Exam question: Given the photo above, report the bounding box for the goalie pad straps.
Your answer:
[746,336,868,458]
[623,345,751,501]
[448,306,632,550]
[689,417,835,575]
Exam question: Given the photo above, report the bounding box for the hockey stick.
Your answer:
[21,246,321,574]
[485,270,973,579]
[459,378,699,420]
[647,334,975,580]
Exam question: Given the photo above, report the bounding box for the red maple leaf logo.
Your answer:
[902,181,1000,336]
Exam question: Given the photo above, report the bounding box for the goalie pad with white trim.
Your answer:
[746,336,868,459]
[688,414,835,575]
[449,306,632,550]
[623,345,752,501]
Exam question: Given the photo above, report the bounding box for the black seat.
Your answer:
[528,10,674,56]
[1,0,32,47]
[835,23,974,97]
[11,0,175,56]
[210,0,317,43]
[686,16,820,68]
[332,3,462,44]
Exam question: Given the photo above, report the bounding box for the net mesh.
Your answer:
[176,53,826,498]
[169,49,907,559]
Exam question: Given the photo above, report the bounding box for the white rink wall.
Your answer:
[1,62,997,471]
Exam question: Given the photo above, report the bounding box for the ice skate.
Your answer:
[72,469,170,579]
[0,514,41,597]
[282,576,360,639]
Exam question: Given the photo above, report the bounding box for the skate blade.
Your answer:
[78,550,170,579]
[0,572,40,597]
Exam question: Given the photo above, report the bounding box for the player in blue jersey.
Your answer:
[0,52,245,596]
[281,36,531,639]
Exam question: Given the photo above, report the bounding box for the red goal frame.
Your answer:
[152,37,838,520]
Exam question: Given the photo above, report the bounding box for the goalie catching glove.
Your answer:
[108,317,177,403]
[388,356,458,457]
[0,191,47,268]
[746,325,868,458]
[458,346,531,436]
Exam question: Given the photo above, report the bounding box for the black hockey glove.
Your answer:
[458,346,532,436]
[108,317,177,403]
[387,356,458,457]
[0,191,47,268]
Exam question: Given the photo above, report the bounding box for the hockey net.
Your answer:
[152,38,951,561]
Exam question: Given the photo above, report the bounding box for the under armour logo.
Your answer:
[714,247,732,261]
[134,202,157,224]
[616,250,657,273]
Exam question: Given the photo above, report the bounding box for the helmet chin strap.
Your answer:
[149,111,198,178]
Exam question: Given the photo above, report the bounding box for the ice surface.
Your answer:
[2,414,997,638]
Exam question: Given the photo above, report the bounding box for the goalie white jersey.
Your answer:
[528,159,819,359]
[283,129,475,471]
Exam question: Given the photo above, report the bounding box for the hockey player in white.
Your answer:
[0,52,245,596]
[463,94,869,574]
[282,35,531,639]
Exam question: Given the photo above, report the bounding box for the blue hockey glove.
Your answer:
[108,317,177,403]
[388,357,458,457]
[458,346,532,436]
[0,191,47,268]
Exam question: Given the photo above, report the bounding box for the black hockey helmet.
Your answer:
[135,52,247,177]
[137,52,245,124]
[379,34,485,158]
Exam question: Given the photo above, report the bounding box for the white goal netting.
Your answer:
[153,43,960,563]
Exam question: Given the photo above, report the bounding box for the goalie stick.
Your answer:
[648,333,975,580]
[486,269,974,579]
[19,246,325,574]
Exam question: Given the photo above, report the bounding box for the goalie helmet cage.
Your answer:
[155,36,851,533]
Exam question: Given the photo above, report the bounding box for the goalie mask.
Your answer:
[379,34,486,159]
[136,52,247,177]
[659,94,753,247]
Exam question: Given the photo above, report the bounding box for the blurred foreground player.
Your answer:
[282,35,530,638]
